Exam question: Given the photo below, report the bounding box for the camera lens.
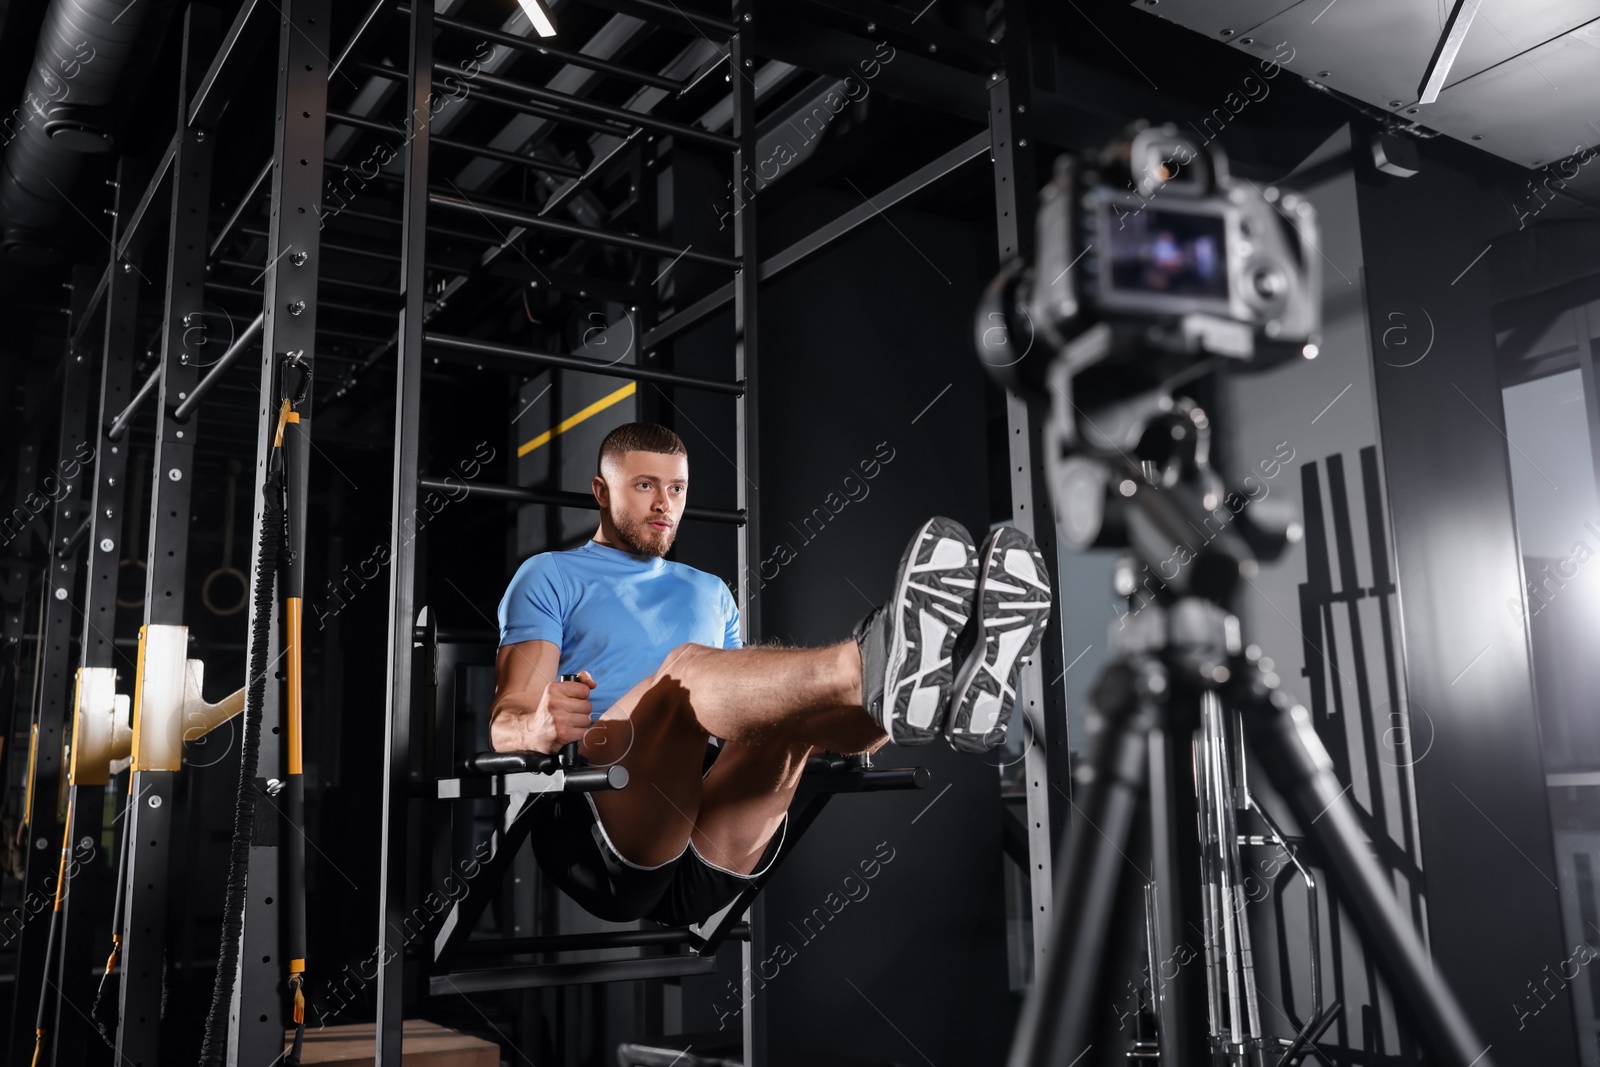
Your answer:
[1251,266,1287,300]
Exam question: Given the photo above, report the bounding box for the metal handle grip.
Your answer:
[559,672,583,769]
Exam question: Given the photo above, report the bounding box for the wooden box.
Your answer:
[284,1019,499,1066]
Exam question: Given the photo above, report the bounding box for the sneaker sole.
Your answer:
[946,526,1052,753]
[882,516,978,745]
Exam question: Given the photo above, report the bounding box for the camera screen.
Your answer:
[1106,208,1229,300]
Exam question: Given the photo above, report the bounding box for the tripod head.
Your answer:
[976,124,1316,610]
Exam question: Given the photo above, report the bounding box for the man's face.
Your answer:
[596,450,688,558]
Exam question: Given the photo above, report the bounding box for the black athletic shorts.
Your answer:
[526,757,788,927]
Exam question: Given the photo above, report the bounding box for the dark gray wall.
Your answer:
[1357,134,1578,1064]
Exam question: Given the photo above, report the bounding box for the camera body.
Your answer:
[975,124,1316,580]
[980,124,1321,391]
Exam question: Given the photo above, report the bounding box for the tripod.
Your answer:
[1004,324,1493,1067]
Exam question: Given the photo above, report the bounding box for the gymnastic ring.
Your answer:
[116,558,146,608]
[202,566,249,617]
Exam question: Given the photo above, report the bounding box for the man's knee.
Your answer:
[656,641,715,677]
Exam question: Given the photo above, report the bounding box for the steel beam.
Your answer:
[413,6,684,91]
[426,332,744,394]
[376,0,431,1061]
[187,0,274,127]
[106,370,159,443]
[225,0,331,1062]
[207,0,392,261]
[68,137,178,350]
[115,10,219,1066]
[5,266,95,1067]
[429,190,741,268]
[449,65,739,150]
[730,5,761,1065]
[327,109,584,178]
[986,0,1070,976]
[353,61,636,139]
[50,154,146,1067]
[417,476,742,524]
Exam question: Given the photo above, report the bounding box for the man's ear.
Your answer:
[592,474,608,505]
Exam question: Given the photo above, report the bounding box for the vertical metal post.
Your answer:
[51,155,146,1067]
[6,265,95,1067]
[228,1,329,1062]
[987,0,1069,970]
[729,5,761,1064]
[115,10,217,1065]
[376,2,431,1062]
[0,434,39,755]
[2,440,39,611]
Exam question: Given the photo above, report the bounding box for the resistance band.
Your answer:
[198,354,307,1066]
[91,776,133,1045]
[29,796,73,1067]
[282,355,310,1065]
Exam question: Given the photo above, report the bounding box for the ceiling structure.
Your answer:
[1135,0,1600,202]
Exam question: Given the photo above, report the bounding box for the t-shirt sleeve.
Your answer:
[498,554,568,648]
[722,584,743,650]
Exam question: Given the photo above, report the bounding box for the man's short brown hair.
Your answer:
[597,422,687,476]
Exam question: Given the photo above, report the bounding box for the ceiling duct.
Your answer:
[0,0,174,263]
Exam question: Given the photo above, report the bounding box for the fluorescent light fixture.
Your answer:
[517,0,557,37]
[1417,0,1481,104]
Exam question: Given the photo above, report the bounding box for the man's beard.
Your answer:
[610,509,675,558]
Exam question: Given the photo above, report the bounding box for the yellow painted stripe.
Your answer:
[517,381,637,458]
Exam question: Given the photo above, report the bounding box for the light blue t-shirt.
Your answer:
[497,539,742,718]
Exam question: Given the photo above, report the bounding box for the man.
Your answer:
[492,422,1052,926]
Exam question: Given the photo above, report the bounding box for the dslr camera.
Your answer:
[977,122,1321,395]
[975,124,1318,570]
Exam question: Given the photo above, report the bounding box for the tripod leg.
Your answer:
[1213,699,1263,1044]
[1148,713,1204,1067]
[1196,697,1228,1049]
[1008,659,1164,1067]
[1235,678,1493,1067]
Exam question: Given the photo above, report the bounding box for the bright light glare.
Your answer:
[517,0,557,37]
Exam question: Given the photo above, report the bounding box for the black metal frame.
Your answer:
[5,270,95,1067]
[5,0,1080,1062]
[986,1,1072,973]
[227,1,333,1063]
[373,0,433,1059]
[48,152,147,1067]
[115,10,220,1064]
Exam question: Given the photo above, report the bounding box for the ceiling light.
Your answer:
[1417,0,1482,104]
[516,0,557,37]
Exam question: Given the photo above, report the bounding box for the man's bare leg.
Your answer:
[577,640,884,867]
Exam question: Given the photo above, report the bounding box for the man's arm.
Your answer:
[489,639,596,753]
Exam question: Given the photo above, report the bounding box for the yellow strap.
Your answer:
[51,801,72,911]
[518,381,637,457]
[286,598,303,775]
[284,411,301,424]
[128,627,147,772]
[30,1028,43,1067]
[68,669,83,787]
[273,398,293,447]
[103,933,121,976]
[21,724,37,828]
